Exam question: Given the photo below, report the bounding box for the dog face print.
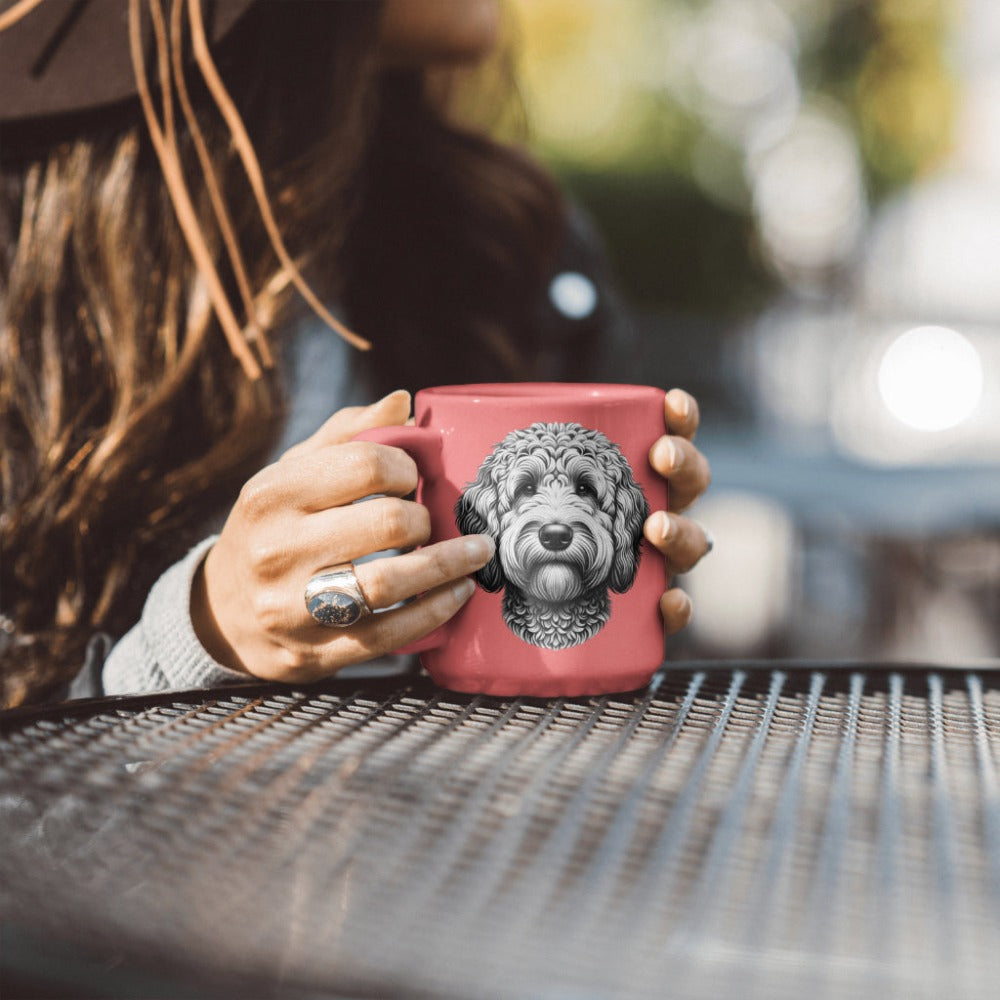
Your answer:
[455,422,649,649]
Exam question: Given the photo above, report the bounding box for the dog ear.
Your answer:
[454,453,507,593]
[607,448,650,593]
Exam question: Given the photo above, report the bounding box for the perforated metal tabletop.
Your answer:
[2,662,999,998]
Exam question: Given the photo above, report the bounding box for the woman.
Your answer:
[0,0,711,707]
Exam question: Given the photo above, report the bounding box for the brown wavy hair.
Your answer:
[0,1,565,706]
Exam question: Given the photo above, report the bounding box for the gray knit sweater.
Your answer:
[101,321,369,696]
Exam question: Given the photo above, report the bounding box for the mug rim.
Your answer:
[416,382,663,404]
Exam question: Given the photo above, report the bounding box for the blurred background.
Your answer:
[509,0,1000,663]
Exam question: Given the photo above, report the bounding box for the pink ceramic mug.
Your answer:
[361,383,668,697]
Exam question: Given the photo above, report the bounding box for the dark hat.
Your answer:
[0,0,254,122]
[0,0,369,371]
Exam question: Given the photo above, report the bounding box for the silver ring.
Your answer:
[305,564,373,628]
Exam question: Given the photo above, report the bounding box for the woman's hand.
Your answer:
[643,388,712,636]
[191,390,494,683]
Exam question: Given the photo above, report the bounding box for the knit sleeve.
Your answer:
[102,536,250,695]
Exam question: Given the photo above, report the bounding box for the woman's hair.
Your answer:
[0,1,566,706]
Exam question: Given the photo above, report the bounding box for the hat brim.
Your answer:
[0,0,255,122]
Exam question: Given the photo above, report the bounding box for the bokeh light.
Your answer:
[548,272,598,319]
[750,107,866,281]
[862,174,1000,325]
[877,326,984,432]
[683,492,797,655]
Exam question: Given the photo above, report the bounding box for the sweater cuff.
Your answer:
[103,536,250,695]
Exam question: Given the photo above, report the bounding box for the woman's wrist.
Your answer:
[190,553,247,675]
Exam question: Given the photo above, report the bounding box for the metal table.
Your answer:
[2,661,999,999]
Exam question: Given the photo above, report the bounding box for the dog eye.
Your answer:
[514,482,536,500]
[575,482,597,499]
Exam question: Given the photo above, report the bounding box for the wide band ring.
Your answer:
[305,564,373,628]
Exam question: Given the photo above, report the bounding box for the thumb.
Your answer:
[284,390,412,458]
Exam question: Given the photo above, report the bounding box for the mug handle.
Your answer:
[354,424,447,654]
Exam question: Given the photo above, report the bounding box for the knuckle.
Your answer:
[272,643,317,680]
[413,503,432,540]
[397,453,419,493]
[376,499,427,545]
[374,499,410,541]
[247,539,284,579]
[371,617,421,657]
[427,579,460,611]
[433,581,469,618]
[360,597,448,657]
[345,441,417,495]
[427,544,457,580]
[354,560,387,607]
[357,572,393,608]
[354,626,398,661]
[276,440,306,465]
[349,442,390,493]
[251,587,287,634]
[238,470,275,518]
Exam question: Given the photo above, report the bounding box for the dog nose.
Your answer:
[539,523,574,551]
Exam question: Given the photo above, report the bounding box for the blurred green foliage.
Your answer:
[560,165,770,315]
[509,0,957,313]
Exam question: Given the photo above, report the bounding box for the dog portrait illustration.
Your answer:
[455,422,649,649]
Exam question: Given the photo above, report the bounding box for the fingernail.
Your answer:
[453,577,476,602]
[656,511,674,542]
[464,534,495,563]
[667,388,690,421]
[655,437,680,471]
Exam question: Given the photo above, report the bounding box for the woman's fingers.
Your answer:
[296,444,419,511]
[281,389,412,460]
[292,579,477,683]
[261,535,494,681]
[648,434,711,513]
[660,588,693,636]
[664,388,700,441]
[644,511,712,574]
[241,441,419,517]
[656,388,709,514]
[234,496,434,582]
[654,390,708,639]
[348,535,494,612]
[310,496,433,564]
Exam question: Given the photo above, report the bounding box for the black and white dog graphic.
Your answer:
[455,422,649,649]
